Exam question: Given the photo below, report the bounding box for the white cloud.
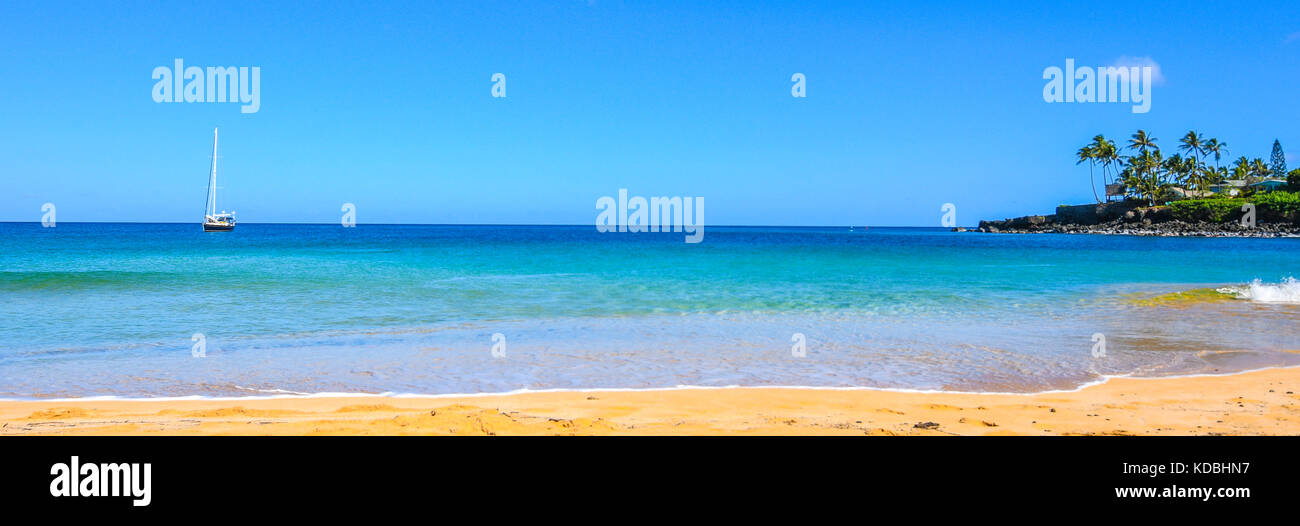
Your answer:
[1109,56,1165,85]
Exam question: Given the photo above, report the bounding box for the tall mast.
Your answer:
[207,127,219,217]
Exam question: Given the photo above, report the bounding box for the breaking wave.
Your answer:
[1218,278,1300,304]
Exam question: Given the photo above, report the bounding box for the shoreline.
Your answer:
[4,366,1298,435]
[6,364,1294,403]
[971,219,1300,237]
[973,197,1300,237]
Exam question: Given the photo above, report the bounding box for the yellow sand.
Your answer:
[3,367,1299,436]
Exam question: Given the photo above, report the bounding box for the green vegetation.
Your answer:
[1168,198,1247,222]
[1076,131,1285,205]
[1167,191,1300,223]
[1254,190,1300,218]
[1270,140,1288,179]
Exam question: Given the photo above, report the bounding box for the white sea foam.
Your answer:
[1218,277,1300,304]
[11,366,1300,403]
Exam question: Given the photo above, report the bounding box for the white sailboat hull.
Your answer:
[203,221,235,232]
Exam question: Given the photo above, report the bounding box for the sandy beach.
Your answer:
[1,367,1297,436]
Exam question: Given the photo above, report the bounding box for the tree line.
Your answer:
[1076,131,1295,205]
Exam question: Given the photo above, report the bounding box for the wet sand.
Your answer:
[2,367,1299,436]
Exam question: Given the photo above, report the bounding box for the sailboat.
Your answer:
[202,127,236,232]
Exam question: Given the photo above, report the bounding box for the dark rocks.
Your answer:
[1096,200,1144,222]
[913,422,940,430]
[1122,206,1173,224]
[1054,200,1145,225]
[1145,206,1173,222]
[980,214,1049,232]
[1055,203,1099,224]
[1007,216,1031,229]
[975,218,1300,237]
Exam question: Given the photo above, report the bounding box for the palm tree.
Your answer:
[1094,135,1121,198]
[1124,130,1160,202]
[1077,144,1100,203]
[1208,166,1228,187]
[1232,156,1251,182]
[1129,130,1157,154]
[1164,154,1191,189]
[1117,165,1135,199]
[1151,150,1169,201]
[1127,148,1167,205]
[1250,158,1270,184]
[1178,131,1205,191]
[1205,138,1227,173]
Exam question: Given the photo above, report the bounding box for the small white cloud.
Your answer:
[1110,55,1165,85]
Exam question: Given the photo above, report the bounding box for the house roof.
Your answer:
[1169,187,1214,198]
[1250,178,1287,187]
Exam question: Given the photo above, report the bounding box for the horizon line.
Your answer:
[0,221,963,229]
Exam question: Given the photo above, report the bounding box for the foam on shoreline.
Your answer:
[5,364,1297,403]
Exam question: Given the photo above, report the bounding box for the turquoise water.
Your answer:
[1,223,1297,398]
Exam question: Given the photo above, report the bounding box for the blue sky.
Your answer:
[1,1,1297,225]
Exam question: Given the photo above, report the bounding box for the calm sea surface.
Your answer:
[1,223,1297,398]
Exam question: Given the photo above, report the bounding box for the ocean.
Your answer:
[1,223,1297,398]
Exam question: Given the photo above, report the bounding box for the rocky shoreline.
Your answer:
[971,201,1300,237]
[970,219,1300,237]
